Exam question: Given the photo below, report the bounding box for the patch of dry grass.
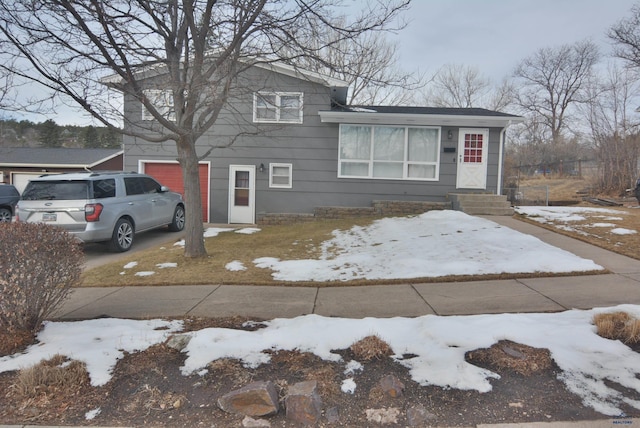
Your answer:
[594,312,640,344]
[518,176,594,202]
[12,355,90,399]
[350,335,393,361]
[81,218,376,287]
[466,340,553,376]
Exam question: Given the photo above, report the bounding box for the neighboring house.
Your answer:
[0,147,123,193]
[121,63,523,224]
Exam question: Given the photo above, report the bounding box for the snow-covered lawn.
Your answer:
[2,306,640,416]
[515,206,638,237]
[123,211,604,280]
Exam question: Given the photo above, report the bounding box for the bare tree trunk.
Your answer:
[595,134,639,195]
[177,137,206,258]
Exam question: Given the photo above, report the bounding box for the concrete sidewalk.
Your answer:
[56,215,640,321]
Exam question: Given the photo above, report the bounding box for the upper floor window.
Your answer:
[253,92,303,124]
[142,89,175,121]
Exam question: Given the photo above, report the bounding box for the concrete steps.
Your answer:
[448,193,514,216]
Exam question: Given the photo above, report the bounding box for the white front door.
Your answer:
[456,128,489,189]
[228,165,255,224]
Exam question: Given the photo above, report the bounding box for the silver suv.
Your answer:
[17,171,185,252]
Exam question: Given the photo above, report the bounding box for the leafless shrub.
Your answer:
[350,335,393,361]
[13,355,90,399]
[0,222,82,333]
[594,312,640,344]
[0,328,36,357]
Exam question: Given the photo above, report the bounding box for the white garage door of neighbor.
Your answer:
[11,173,43,194]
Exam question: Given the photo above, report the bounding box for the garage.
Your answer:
[11,172,44,194]
[141,161,211,222]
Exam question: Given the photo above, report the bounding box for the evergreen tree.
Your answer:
[83,125,99,148]
[99,127,121,148]
[38,119,62,147]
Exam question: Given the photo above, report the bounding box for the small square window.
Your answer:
[269,163,292,188]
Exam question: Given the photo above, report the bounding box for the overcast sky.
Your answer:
[392,0,638,82]
[6,0,639,126]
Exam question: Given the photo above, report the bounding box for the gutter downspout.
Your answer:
[497,126,508,196]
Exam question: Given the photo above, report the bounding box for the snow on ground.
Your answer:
[156,262,178,269]
[3,307,640,416]
[134,271,155,277]
[118,211,603,281]
[516,206,638,241]
[612,228,637,235]
[174,227,236,247]
[172,225,258,248]
[253,210,603,281]
[225,260,247,271]
[235,227,261,234]
[0,318,182,386]
[515,206,623,223]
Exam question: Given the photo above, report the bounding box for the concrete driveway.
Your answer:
[82,227,185,270]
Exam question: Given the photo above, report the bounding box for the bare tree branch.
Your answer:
[423,64,513,111]
[513,40,599,145]
[0,0,410,257]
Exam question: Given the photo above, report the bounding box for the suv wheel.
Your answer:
[0,208,11,223]
[168,205,185,232]
[109,218,134,252]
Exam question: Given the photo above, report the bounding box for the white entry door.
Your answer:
[228,165,255,224]
[456,128,489,189]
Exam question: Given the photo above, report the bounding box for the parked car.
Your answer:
[16,171,185,252]
[0,184,20,222]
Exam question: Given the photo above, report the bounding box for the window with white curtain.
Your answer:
[338,125,441,180]
[253,92,303,124]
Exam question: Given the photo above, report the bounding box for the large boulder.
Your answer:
[218,381,279,417]
[284,380,323,425]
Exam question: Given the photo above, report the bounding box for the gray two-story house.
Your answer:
[121,62,523,224]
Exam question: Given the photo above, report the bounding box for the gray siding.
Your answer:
[124,67,506,223]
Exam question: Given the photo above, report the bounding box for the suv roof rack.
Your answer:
[88,171,138,177]
[37,171,138,178]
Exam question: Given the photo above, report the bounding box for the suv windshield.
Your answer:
[22,180,90,200]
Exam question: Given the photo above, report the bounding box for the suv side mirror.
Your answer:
[159,186,169,193]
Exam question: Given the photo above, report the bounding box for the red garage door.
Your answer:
[143,162,210,222]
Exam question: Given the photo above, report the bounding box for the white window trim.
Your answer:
[142,89,175,121]
[253,92,303,124]
[269,163,293,188]
[338,124,441,181]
